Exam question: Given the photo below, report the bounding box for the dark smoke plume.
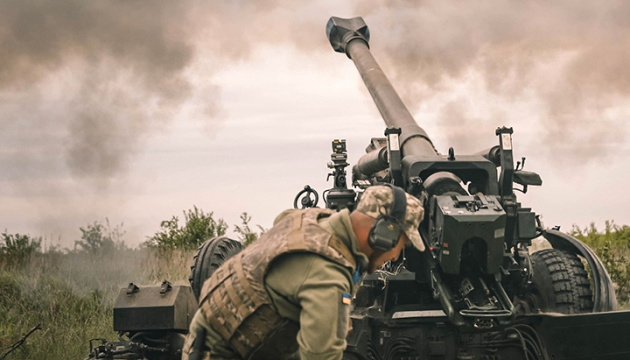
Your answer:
[0,0,194,180]
[3,1,629,242]
[0,0,344,241]
[0,0,335,183]
[4,0,627,177]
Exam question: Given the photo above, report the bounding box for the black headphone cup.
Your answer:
[367,184,408,253]
[368,216,403,253]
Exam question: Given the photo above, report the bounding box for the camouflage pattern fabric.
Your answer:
[356,185,425,251]
[197,208,356,360]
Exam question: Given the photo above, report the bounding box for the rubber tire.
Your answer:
[529,248,594,314]
[189,236,243,302]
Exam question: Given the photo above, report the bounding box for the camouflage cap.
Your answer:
[356,185,425,252]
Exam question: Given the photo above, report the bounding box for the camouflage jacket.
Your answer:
[196,208,363,360]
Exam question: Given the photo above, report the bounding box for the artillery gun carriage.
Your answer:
[85,16,630,360]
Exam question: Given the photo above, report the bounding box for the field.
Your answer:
[0,209,261,360]
[1,218,629,360]
[0,247,194,360]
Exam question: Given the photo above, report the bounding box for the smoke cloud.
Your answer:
[0,0,344,183]
[0,0,351,240]
[0,0,195,181]
[2,1,629,242]
[356,0,630,160]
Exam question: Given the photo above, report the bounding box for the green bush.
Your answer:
[145,206,228,250]
[74,219,126,254]
[571,221,630,305]
[0,232,41,267]
[234,212,266,247]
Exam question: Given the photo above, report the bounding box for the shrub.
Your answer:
[74,219,126,255]
[0,232,42,267]
[571,221,630,305]
[233,212,266,247]
[145,206,227,250]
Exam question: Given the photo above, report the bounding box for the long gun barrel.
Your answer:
[326,16,437,158]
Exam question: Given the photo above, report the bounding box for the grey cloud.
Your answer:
[356,0,630,162]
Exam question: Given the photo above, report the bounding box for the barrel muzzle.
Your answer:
[326,17,370,56]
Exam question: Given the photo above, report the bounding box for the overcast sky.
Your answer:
[1,1,629,248]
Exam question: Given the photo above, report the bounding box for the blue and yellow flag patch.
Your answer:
[342,293,352,305]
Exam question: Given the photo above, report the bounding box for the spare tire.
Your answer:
[528,248,594,314]
[189,236,243,302]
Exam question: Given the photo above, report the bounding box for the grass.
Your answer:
[1,219,629,359]
[1,209,264,360]
[0,248,194,360]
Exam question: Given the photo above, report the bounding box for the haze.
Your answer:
[1,1,629,248]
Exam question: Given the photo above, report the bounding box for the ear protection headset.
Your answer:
[367,184,407,253]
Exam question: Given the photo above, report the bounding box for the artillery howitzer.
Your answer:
[294,16,627,359]
[85,15,630,360]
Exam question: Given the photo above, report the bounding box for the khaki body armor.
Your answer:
[199,209,356,359]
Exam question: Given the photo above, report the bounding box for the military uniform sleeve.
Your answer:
[265,253,353,360]
[297,257,353,360]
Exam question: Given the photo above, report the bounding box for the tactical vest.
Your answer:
[198,209,357,360]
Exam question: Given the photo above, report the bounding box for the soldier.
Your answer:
[183,185,425,360]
